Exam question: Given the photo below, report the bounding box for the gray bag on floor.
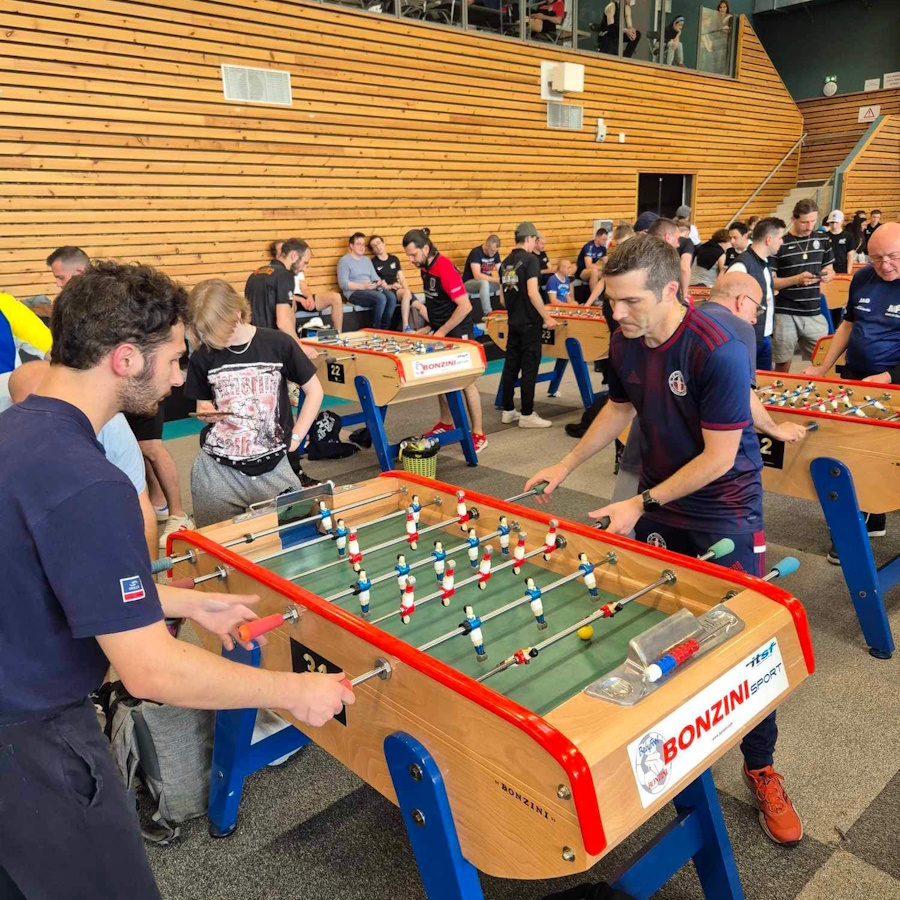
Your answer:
[102,681,214,842]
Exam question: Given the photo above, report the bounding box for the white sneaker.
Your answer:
[548,389,561,398]
[501,409,520,424]
[518,412,552,428]
[159,514,194,549]
[154,504,169,523]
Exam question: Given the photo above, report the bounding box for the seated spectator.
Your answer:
[533,234,553,286]
[546,260,573,303]
[292,242,345,333]
[690,229,731,286]
[726,221,750,266]
[462,235,502,318]
[337,232,397,330]
[368,234,425,332]
[0,292,52,375]
[35,245,92,322]
[591,0,641,57]
[529,0,564,36]
[185,279,324,527]
[576,228,608,294]
[665,15,686,66]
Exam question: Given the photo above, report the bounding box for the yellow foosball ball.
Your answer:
[160,473,813,899]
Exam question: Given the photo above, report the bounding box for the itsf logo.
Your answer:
[746,640,777,669]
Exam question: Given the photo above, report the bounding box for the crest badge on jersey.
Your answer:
[120,575,146,603]
[646,533,667,549]
[667,370,687,397]
[813,240,820,250]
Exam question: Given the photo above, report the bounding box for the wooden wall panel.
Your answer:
[842,116,900,224]
[798,89,900,184]
[0,1,801,298]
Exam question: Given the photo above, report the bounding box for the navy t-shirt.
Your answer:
[607,307,763,533]
[700,301,757,387]
[0,397,163,718]
[462,247,501,283]
[576,240,607,274]
[844,265,900,377]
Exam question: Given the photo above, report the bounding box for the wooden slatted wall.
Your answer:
[0,1,801,299]
[798,89,900,184]
[842,115,900,223]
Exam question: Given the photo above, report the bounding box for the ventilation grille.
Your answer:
[547,102,583,131]
[221,65,292,106]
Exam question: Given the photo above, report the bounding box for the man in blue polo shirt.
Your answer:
[0,262,353,899]
[805,222,900,559]
[525,235,803,846]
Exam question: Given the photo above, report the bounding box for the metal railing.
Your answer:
[728,132,807,224]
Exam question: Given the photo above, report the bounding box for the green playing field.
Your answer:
[257,511,669,716]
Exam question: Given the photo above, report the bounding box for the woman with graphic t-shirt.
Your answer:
[185,279,324,527]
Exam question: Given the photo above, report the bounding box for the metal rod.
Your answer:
[503,482,548,504]
[418,552,617,653]
[350,658,392,687]
[729,133,807,225]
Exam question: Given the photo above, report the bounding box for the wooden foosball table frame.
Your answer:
[165,473,813,898]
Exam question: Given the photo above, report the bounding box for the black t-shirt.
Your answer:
[185,327,317,476]
[829,230,853,274]
[372,254,402,287]
[244,259,295,330]
[774,233,835,315]
[694,240,725,272]
[462,246,501,283]
[863,222,881,253]
[678,237,696,261]
[724,246,738,267]
[500,248,543,328]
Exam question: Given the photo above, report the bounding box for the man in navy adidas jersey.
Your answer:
[526,235,803,845]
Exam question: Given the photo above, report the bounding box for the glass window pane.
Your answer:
[331,0,393,13]
[579,1,649,60]
[401,0,459,27]
[697,3,737,76]
[526,0,571,47]
[659,0,697,70]
[467,0,519,38]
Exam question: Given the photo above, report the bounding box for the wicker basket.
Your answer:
[397,436,440,479]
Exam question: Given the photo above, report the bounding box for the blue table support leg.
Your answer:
[565,336,596,410]
[611,769,743,900]
[809,457,895,658]
[385,732,484,900]
[444,388,478,466]
[207,643,311,838]
[548,358,568,396]
[355,375,395,472]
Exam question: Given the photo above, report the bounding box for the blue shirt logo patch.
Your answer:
[120,575,146,603]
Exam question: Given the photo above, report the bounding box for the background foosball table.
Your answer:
[484,305,610,410]
[297,329,486,471]
[756,371,900,658]
[163,473,813,899]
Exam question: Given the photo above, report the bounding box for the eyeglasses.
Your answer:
[870,252,900,267]
[739,293,764,313]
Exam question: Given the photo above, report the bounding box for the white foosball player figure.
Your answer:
[441,559,457,606]
[400,575,417,624]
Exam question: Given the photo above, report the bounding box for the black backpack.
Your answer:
[307,410,359,460]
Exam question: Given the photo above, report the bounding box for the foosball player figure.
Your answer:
[441,559,457,606]
[405,508,419,550]
[318,500,334,533]
[512,531,527,575]
[578,552,599,597]
[477,545,494,590]
[334,518,349,556]
[410,494,422,524]
[433,540,447,582]
[395,553,411,596]
[525,577,547,630]
[347,528,362,571]
[456,489,469,531]
[462,605,488,661]
[400,575,417,624]
[542,519,559,561]
[498,515,511,555]
[353,569,372,619]
[466,527,480,567]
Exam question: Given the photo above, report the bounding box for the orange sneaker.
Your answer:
[743,764,803,845]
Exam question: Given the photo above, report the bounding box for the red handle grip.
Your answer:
[169,577,196,590]
[238,613,286,643]
[340,678,353,692]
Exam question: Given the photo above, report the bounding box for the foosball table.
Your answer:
[161,474,813,899]
[297,330,486,471]
[756,371,900,658]
[485,305,610,410]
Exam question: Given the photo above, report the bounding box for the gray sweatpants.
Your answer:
[191,450,300,528]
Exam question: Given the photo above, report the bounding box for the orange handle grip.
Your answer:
[169,577,196,590]
[238,613,286,643]
[340,678,353,692]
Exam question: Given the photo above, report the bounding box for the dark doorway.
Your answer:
[637,173,694,219]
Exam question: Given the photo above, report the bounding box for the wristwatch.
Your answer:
[641,489,661,512]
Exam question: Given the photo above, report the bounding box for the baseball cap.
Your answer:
[675,205,692,219]
[515,222,539,239]
[826,210,845,224]
[634,211,660,232]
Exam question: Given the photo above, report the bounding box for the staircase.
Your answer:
[772,180,833,223]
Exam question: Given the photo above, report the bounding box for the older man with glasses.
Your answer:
[805,221,900,560]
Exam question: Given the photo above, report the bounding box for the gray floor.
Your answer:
[152,362,900,900]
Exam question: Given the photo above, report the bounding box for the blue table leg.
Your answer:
[385,732,484,900]
[444,388,478,466]
[565,337,597,410]
[207,643,311,838]
[611,769,743,900]
[548,358,568,396]
[355,375,395,472]
[809,457,895,658]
